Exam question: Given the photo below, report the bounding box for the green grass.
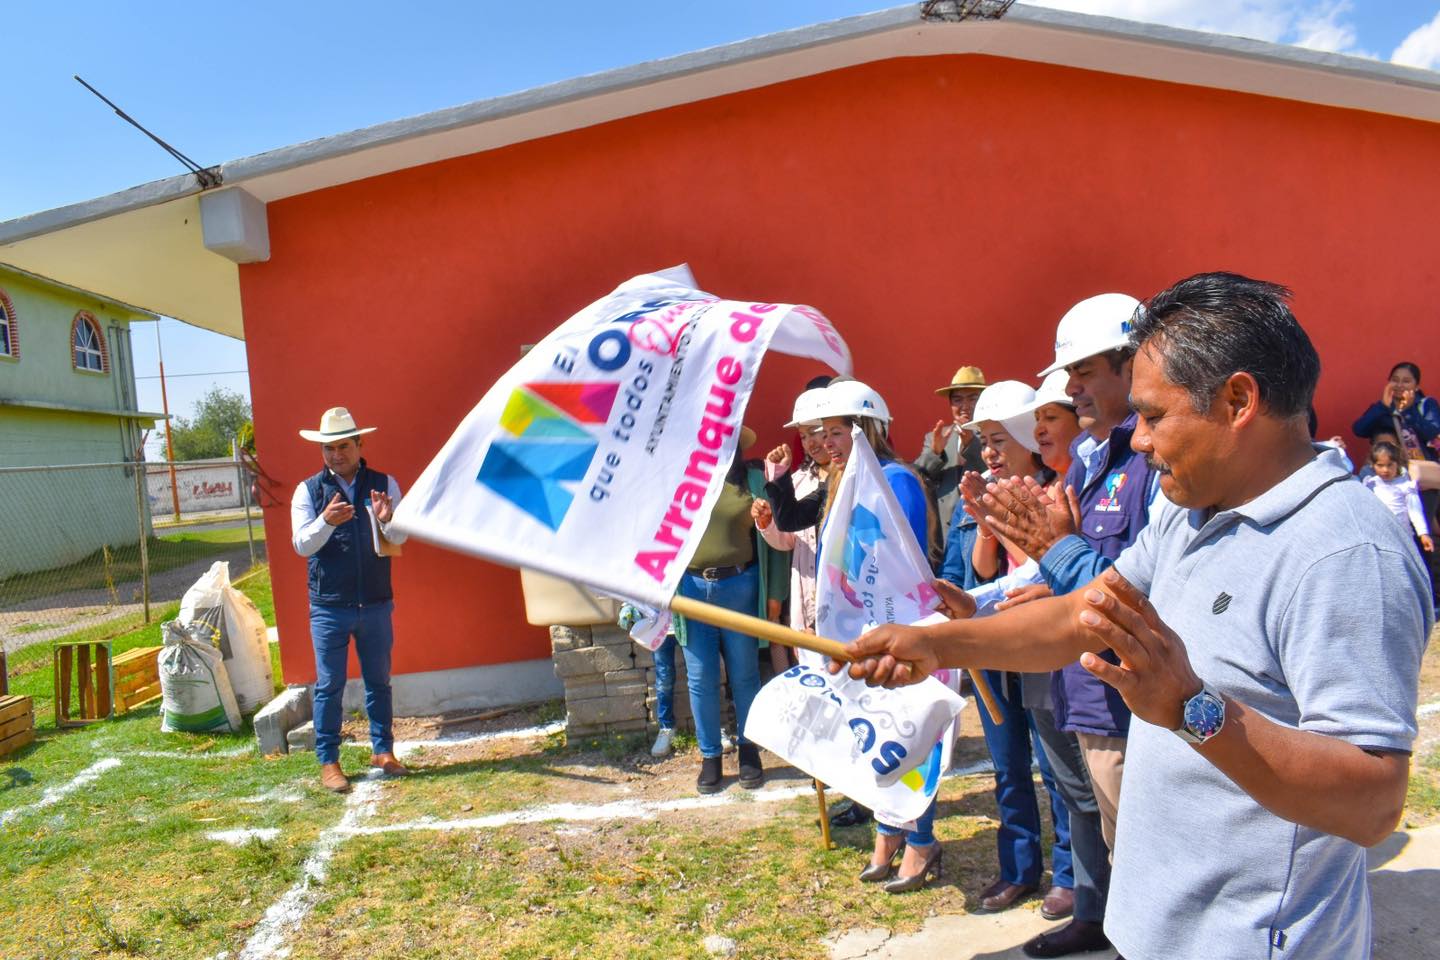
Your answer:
[0,524,266,608]
[4,566,276,734]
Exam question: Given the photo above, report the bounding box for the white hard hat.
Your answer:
[812,379,892,424]
[784,387,831,429]
[963,380,1041,454]
[1038,293,1141,377]
[1014,369,1076,416]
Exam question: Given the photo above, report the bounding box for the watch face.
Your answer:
[1184,692,1225,739]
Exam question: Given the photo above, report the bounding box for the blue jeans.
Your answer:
[679,566,760,758]
[979,670,1074,888]
[876,797,937,847]
[653,634,677,729]
[310,601,395,765]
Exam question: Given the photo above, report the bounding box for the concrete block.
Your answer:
[567,693,646,727]
[553,645,633,679]
[286,720,316,753]
[590,624,630,647]
[632,646,654,667]
[253,685,312,755]
[607,676,648,698]
[607,719,649,734]
[568,723,606,739]
[550,624,593,653]
[564,677,609,703]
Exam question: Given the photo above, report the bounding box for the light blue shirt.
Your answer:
[1107,451,1432,959]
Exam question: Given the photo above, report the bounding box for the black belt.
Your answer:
[688,563,748,581]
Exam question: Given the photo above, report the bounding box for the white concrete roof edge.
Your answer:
[4,2,1440,248]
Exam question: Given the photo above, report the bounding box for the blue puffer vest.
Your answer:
[1051,415,1155,737]
[304,460,393,607]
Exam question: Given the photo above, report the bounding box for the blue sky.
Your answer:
[2,1,1438,454]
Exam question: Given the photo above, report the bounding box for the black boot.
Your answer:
[737,743,764,789]
[829,800,873,828]
[696,756,724,794]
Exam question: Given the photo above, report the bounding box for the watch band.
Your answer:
[1175,683,1226,745]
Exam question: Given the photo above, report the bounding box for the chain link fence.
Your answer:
[0,457,267,661]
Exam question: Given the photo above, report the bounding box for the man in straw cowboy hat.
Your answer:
[291,407,409,792]
[915,365,989,536]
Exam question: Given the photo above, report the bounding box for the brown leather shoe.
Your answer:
[320,762,351,793]
[370,752,410,776]
[1040,884,1075,921]
[977,877,1038,912]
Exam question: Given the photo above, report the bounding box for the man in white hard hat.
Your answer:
[837,273,1429,960]
[292,407,409,793]
[962,293,1161,958]
[916,366,989,536]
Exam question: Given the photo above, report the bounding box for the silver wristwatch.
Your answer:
[1175,683,1226,745]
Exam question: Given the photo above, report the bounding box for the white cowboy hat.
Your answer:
[299,407,377,442]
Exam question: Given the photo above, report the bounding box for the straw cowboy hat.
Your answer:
[299,407,378,442]
[934,365,988,395]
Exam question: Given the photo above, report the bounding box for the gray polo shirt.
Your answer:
[1107,451,1432,960]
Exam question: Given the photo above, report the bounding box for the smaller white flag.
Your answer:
[745,427,964,822]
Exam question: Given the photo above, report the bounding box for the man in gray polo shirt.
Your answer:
[836,272,1431,959]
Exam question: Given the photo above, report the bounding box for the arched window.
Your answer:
[72,311,107,373]
[0,289,15,359]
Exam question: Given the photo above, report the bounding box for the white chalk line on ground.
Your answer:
[0,757,122,828]
[208,827,282,846]
[342,782,819,836]
[388,719,566,758]
[1418,699,1440,718]
[236,771,383,960]
[124,746,254,760]
[340,758,998,838]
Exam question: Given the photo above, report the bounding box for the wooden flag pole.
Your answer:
[815,780,834,849]
[668,595,1004,725]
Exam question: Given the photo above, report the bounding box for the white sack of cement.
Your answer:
[159,620,242,733]
[179,561,274,715]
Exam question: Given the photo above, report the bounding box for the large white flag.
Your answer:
[390,266,851,608]
[745,428,965,822]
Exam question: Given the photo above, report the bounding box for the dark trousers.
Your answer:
[1031,706,1110,924]
[978,670,1074,889]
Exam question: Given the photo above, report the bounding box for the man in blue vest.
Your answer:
[962,293,1158,958]
[291,407,408,793]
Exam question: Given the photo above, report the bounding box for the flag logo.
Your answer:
[476,381,619,530]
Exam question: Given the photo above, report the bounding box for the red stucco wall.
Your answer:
[239,53,1440,686]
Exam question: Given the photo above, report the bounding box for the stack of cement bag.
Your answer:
[159,561,275,733]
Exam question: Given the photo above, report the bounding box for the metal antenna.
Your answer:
[74,75,223,188]
[920,0,1016,21]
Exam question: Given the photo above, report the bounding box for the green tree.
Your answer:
[165,387,253,461]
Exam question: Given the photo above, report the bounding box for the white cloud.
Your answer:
[1391,10,1440,70]
[1292,1,1360,53]
[1022,0,1367,55]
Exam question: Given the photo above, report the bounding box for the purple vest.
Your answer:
[1051,415,1156,737]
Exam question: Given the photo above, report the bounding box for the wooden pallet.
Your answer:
[54,641,113,728]
[0,695,35,757]
[113,646,163,715]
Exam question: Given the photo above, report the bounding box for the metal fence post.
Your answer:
[234,437,257,571]
[132,454,152,623]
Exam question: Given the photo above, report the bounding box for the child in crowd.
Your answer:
[1364,441,1434,555]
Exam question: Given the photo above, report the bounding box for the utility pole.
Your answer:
[155,322,181,522]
